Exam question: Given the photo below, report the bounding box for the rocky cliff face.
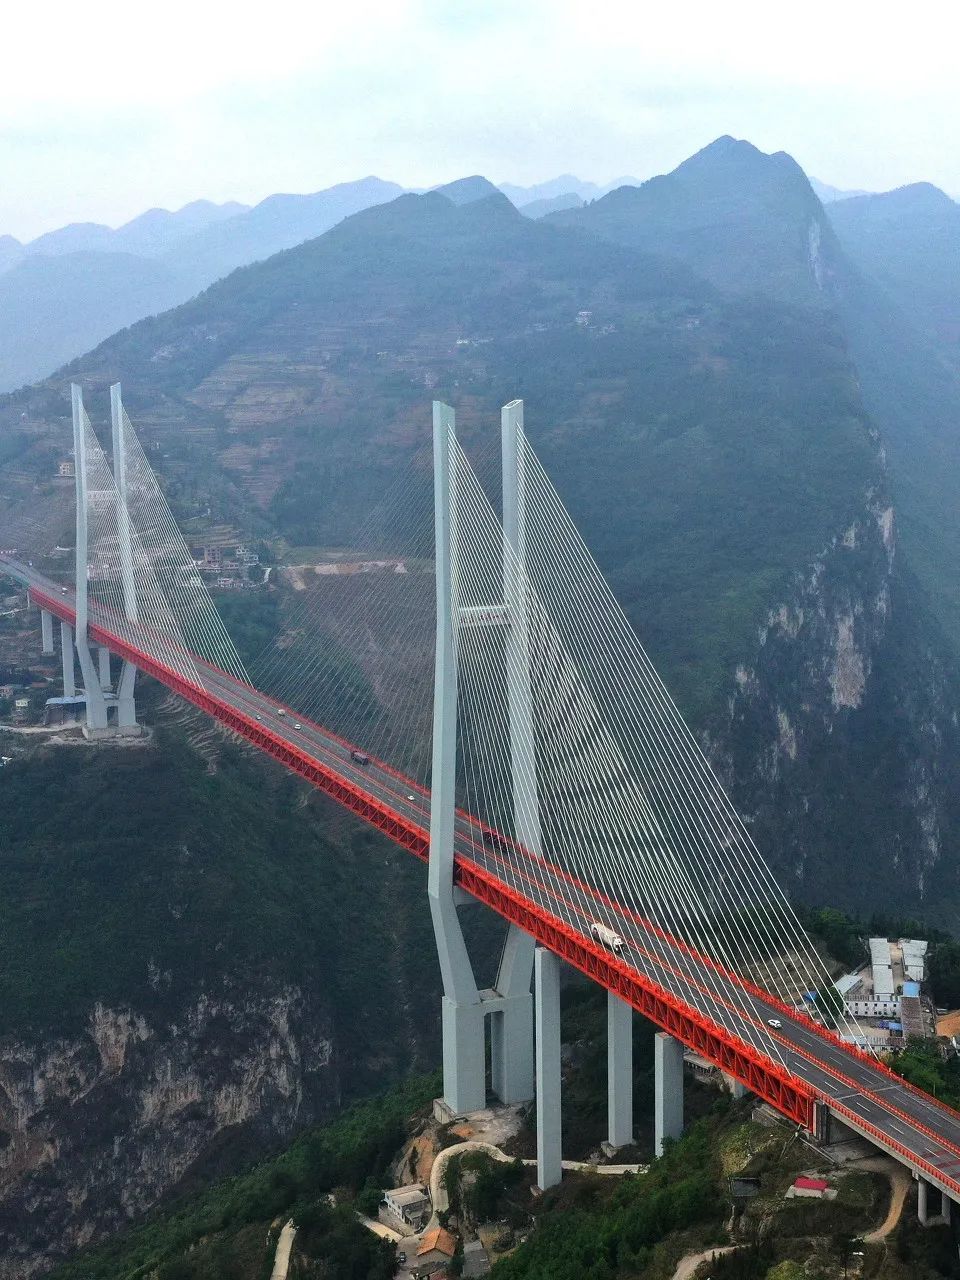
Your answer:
[0,982,337,1278]
[708,438,960,920]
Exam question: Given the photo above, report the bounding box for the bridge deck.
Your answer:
[8,557,960,1202]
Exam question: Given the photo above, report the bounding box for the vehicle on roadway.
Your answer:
[767,1019,782,1029]
[590,922,626,955]
[276,708,286,717]
[293,722,302,730]
[482,826,513,851]
[350,749,370,765]
[60,586,68,594]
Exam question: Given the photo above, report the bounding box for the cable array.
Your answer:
[445,418,867,1057]
[250,453,438,784]
[514,429,867,1045]
[79,401,201,687]
[7,388,867,1062]
[115,404,249,687]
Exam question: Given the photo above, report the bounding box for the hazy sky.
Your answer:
[3,0,959,239]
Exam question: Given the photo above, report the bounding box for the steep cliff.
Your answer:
[0,984,334,1278]
[710,446,960,918]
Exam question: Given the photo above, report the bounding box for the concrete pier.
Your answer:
[607,991,634,1149]
[41,609,54,655]
[535,947,562,1189]
[654,1032,684,1156]
[60,621,75,697]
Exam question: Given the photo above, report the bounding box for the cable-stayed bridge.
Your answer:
[2,386,960,1224]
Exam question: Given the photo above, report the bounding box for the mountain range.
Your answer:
[0,163,892,394]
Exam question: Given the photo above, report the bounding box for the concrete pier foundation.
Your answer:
[607,991,634,1149]
[535,947,562,1189]
[41,609,54,655]
[654,1032,684,1156]
[60,621,75,697]
[490,991,535,1105]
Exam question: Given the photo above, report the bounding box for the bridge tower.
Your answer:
[62,385,141,737]
[429,401,537,1124]
[70,385,111,737]
[109,384,140,732]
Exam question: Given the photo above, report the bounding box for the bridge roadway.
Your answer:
[6,557,960,1203]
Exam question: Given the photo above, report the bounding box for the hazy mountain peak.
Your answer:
[809,177,873,203]
[433,175,503,205]
[675,134,789,181]
[880,181,956,211]
[546,135,835,303]
[27,220,116,255]
[520,192,585,219]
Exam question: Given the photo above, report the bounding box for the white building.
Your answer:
[383,1183,430,1230]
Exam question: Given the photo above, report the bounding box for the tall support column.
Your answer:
[429,401,485,1116]
[71,385,109,734]
[110,383,140,732]
[654,1032,684,1156]
[535,947,562,1190]
[60,620,76,697]
[40,609,54,655]
[116,660,138,731]
[489,928,535,1105]
[607,992,634,1149]
[917,1178,949,1227]
[918,1177,930,1226]
[97,647,112,691]
[489,399,538,1105]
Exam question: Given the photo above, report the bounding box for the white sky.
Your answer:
[2,0,959,239]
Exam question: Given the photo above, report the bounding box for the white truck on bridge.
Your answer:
[591,921,626,955]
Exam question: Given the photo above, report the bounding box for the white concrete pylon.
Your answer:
[109,383,139,731]
[428,400,485,1115]
[71,385,109,734]
[490,397,537,1105]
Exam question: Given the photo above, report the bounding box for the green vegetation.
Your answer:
[48,1074,436,1280]
[928,940,960,1008]
[889,1038,960,1109]
[443,1150,527,1225]
[0,690,442,1067]
[492,1120,725,1280]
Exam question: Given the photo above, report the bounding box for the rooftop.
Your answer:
[385,1183,429,1206]
[418,1227,457,1259]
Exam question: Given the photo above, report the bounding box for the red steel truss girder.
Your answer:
[36,589,960,1161]
[33,588,813,1125]
[829,1097,960,1201]
[453,859,815,1129]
